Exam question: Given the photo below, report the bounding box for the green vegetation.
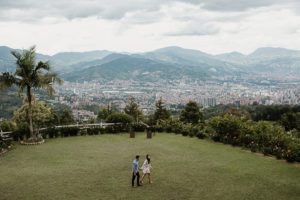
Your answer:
[0,134,299,200]
[180,100,203,124]
[153,97,170,122]
[0,46,62,141]
[124,97,143,122]
[0,89,22,119]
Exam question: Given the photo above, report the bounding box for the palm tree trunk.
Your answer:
[27,86,35,140]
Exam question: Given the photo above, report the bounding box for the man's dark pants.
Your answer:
[132,172,140,186]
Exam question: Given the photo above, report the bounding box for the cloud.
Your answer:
[0,0,298,23]
[200,0,279,11]
[165,23,220,36]
[0,0,300,55]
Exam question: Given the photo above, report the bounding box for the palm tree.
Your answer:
[0,46,62,140]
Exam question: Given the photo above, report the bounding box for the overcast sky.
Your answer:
[0,0,300,55]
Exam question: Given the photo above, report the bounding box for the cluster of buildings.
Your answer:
[45,77,300,121]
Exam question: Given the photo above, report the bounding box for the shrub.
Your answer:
[209,114,243,145]
[208,114,300,162]
[283,141,300,162]
[196,131,206,139]
[0,120,16,132]
[132,123,147,132]
[181,124,193,137]
[153,123,164,132]
[13,122,29,141]
[59,127,79,137]
[106,113,133,124]
[105,124,128,133]
[87,127,102,135]
[41,127,58,138]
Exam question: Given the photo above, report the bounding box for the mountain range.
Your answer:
[1,45,300,82]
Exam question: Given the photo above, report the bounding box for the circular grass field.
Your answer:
[0,133,300,200]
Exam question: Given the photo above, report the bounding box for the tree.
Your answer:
[106,113,133,123]
[13,101,54,131]
[154,97,170,122]
[180,101,203,124]
[124,97,143,122]
[60,109,75,125]
[98,104,114,121]
[281,112,300,131]
[0,120,16,132]
[0,46,62,140]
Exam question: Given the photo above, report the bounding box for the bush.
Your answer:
[208,115,300,162]
[132,123,147,132]
[105,124,129,134]
[87,127,100,135]
[106,113,133,124]
[196,131,206,139]
[13,122,29,141]
[59,127,80,137]
[41,127,58,138]
[180,124,193,137]
[283,141,300,162]
[0,120,16,132]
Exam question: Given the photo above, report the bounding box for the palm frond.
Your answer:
[35,61,50,71]
[0,72,18,89]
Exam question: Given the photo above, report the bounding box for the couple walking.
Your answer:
[132,154,152,187]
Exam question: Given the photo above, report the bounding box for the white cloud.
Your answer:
[0,0,300,55]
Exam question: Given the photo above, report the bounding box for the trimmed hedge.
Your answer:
[209,114,300,162]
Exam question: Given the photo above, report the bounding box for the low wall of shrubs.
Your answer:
[151,116,300,163]
[209,115,300,162]
[152,119,207,139]
[7,116,300,163]
[10,122,148,141]
[38,124,144,138]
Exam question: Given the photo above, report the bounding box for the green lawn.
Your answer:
[0,133,300,200]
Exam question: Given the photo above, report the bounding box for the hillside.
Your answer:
[1,45,300,82]
[62,55,211,82]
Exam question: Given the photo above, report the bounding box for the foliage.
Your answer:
[59,109,75,125]
[280,112,300,131]
[13,101,54,128]
[203,104,251,120]
[86,127,105,135]
[0,46,62,140]
[208,114,300,162]
[124,97,143,122]
[0,120,16,132]
[59,127,80,137]
[106,112,133,124]
[247,105,300,121]
[131,123,147,132]
[153,97,170,123]
[98,104,114,121]
[0,89,22,119]
[180,101,203,124]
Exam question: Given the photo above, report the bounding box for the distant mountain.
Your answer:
[50,50,112,72]
[215,52,248,65]
[1,45,300,82]
[63,53,128,74]
[62,54,217,82]
[144,46,227,67]
[249,47,300,61]
[0,46,51,72]
[0,46,15,72]
[0,46,113,72]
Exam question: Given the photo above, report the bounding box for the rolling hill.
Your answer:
[1,45,300,82]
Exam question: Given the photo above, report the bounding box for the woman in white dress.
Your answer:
[140,154,152,184]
